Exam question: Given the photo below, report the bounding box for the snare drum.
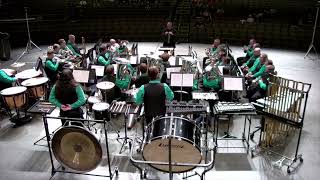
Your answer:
[21,77,49,98]
[143,116,202,173]
[0,86,27,109]
[92,102,110,121]
[15,69,42,80]
[87,96,101,112]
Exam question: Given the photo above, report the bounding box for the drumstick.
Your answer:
[134,105,139,114]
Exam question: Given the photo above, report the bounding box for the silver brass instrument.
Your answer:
[148,58,165,79]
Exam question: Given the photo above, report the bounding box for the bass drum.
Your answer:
[143,116,201,173]
[51,126,103,172]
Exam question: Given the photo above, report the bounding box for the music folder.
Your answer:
[170,72,194,87]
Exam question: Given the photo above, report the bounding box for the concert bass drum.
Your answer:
[143,116,202,173]
[51,126,103,172]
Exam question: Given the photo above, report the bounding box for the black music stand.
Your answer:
[220,76,245,139]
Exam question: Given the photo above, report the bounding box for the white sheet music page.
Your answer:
[224,77,243,91]
[73,70,90,83]
[170,73,183,87]
[182,74,194,87]
[91,65,105,77]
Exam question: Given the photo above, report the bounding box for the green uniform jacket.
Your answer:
[49,85,86,109]
[244,56,259,68]
[203,70,221,90]
[134,80,174,105]
[0,70,16,84]
[45,58,59,72]
[252,65,266,78]
[258,79,267,91]
[67,42,81,57]
[98,52,111,66]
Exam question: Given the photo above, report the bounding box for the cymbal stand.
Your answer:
[16,7,41,62]
[117,104,133,154]
[304,6,319,60]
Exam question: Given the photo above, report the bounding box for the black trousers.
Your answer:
[247,85,266,102]
[60,108,84,126]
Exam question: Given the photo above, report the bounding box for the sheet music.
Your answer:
[170,73,194,87]
[166,67,181,79]
[223,77,244,91]
[91,65,105,77]
[112,64,118,75]
[73,70,90,83]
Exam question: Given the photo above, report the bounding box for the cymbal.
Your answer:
[51,126,103,172]
[10,62,26,68]
[96,81,115,90]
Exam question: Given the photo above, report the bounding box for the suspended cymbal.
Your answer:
[51,126,103,172]
[10,62,26,68]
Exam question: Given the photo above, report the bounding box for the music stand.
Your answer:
[16,7,41,62]
[221,76,245,138]
[91,65,105,77]
[170,72,194,101]
[72,69,90,84]
[304,6,319,60]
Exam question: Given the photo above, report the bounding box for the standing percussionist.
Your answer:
[162,22,176,48]
[49,69,86,125]
[134,66,174,125]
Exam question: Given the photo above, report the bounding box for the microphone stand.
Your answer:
[16,7,42,62]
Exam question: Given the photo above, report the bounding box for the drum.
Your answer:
[92,102,110,121]
[51,126,103,172]
[15,69,42,80]
[96,81,115,90]
[87,96,101,112]
[21,77,49,98]
[143,116,202,173]
[0,86,27,109]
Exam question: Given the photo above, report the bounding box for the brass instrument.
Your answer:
[148,58,165,79]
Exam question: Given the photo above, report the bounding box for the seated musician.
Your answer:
[100,65,121,103]
[115,64,133,90]
[134,66,174,125]
[67,34,81,57]
[44,50,60,84]
[246,65,275,102]
[110,39,120,53]
[58,39,73,58]
[217,56,231,66]
[236,38,256,65]
[133,63,150,88]
[97,43,112,66]
[52,44,63,59]
[203,66,221,92]
[116,40,129,57]
[203,38,221,66]
[246,53,269,80]
[159,50,171,68]
[241,47,261,74]
[0,69,17,109]
[49,69,86,125]
[213,48,227,66]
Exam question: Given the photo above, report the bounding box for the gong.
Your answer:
[51,126,103,172]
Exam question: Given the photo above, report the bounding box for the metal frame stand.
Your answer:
[304,6,319,60]
[16,7,41,62]
[130,112,216,180]
[42,116,118,180]
[117,106,133,154]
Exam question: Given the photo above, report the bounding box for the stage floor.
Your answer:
[0,42,319,180]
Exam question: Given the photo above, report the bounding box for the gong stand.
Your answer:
[42,116,118,180]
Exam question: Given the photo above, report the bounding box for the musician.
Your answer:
[116,41,129,57]
[49,69,86,125]
[44,50,60,84]
[100,65,121,103]
[58,39,73,57]
[159,50,171,68]
[133,63,150,88]
[217,56,231,66]
[241,47,261,74]
[236,39,256,65]
[0,69,17,91]
[110,39,120,52]
[67,34,81,57]
[203,38,221,66]
[116,64,134,90]
[162,22,176,48]
[246,65,275,102]
[246,53,269,79]
[134,66,174,124]
[203,66,221,92]
[97,44,112,66]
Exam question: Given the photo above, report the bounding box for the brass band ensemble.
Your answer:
[0,30,311,179]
